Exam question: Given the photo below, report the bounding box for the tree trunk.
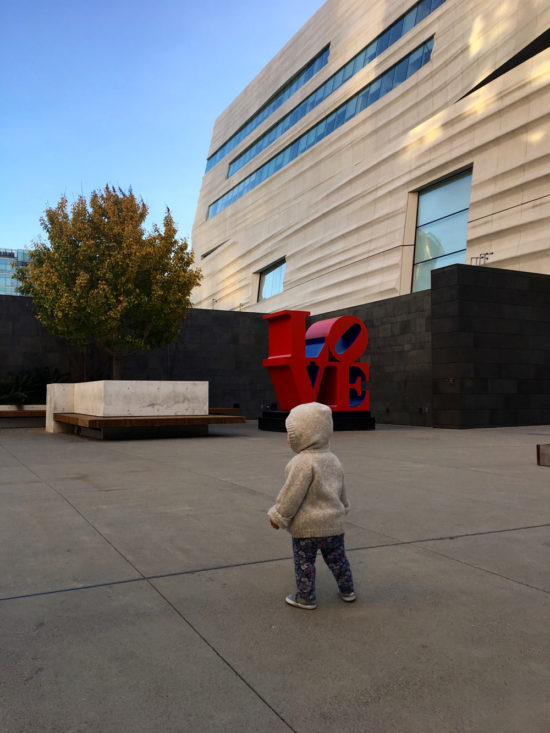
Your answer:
[112,354,121,380]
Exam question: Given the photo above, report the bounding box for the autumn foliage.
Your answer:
[15,186,202,378]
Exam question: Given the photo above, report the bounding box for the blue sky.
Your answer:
[0,0,322,250]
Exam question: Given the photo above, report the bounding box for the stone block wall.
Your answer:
[0,297,274,418]
[2,264,549,426]
[310,291,433,426]
[0,295,75,376]
[431,265,550,428]
[122,308,274,417]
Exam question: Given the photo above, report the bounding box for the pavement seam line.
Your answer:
[147,579,298,733]
[2,438,297,728]
[1,443,151,586]
[410,543,550,596]
[3,522,549,602]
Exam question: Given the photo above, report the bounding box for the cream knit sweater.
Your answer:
[268,402,350,538]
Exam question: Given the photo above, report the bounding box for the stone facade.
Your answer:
[192,0,550,315]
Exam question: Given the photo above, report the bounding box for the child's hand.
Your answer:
[270,519,279,529]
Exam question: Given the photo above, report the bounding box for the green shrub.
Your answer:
[0,367,70,405]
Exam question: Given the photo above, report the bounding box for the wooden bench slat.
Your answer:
[54,413,246,428]
[0,410,46,418]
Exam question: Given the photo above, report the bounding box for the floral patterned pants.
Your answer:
[292,534,354,603]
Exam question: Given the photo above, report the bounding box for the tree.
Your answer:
[15,185,202,379]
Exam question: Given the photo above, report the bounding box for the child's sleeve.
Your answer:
[268,456,313,530]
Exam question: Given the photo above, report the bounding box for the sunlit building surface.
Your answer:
[192,0,550,314]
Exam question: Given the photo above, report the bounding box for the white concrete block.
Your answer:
[73,381,209,417]
[46,383,75,433]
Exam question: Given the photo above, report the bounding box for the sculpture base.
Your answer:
[258,410,375,432]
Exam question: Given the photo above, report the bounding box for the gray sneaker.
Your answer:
[285,594,317,610]
[339,591,357,602]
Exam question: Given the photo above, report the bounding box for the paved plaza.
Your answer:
[1,421,549,732]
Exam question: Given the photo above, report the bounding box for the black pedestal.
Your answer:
[258,410,375,432]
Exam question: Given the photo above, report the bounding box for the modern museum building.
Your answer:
[192,0,549,314]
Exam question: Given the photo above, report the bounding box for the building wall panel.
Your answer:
[194,1,549,314]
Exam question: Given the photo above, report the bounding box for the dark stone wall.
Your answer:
[0,295,76,376]
[123,308,274,417]
[431,265,550,428]
[0,296,274,417]
[3,263,549,427]
[311,291,432,426]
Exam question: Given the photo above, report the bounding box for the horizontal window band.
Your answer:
[228,0,447,178]
[205,46,330,172]
[208,37,435,219]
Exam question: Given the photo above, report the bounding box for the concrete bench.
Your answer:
[46,381,245,439]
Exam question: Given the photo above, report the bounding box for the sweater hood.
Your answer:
[285,402,333,453]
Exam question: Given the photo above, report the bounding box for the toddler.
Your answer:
[268,401,356,609]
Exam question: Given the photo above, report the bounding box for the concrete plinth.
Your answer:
[46,383,76,434]
[46,381,209,433]
[73,380,208,417]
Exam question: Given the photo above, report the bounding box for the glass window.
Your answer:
[393,57,410,85]
[388,18,404,45]
[380,67,396,96]
[314,118,327,141]
[408,46,424,75]
[353,50,367,74]
[364,42,377,64]
[412,170,472,292]
[325,110,337,134]
[414,210,469,262]
[205,46,330,172]
[344,97,358,121]
[417,170,472,225]
[356,88,370,112]
[258,260,286,300]
[332,68,344,90]
[342,60,355,83]
[422,38,434,64]
[226,0,448,179]
[402,8,417,34]
[209,39,436,218]
[412,250,467,292]
[416,0,431,23]
[367,78,382,105]
[322,76,334,98]
[304,129,316,149]
[376,29,391,55]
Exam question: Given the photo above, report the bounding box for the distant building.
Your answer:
[192,0,550,314]
[0,249,30,296]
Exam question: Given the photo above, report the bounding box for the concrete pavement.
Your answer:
[1,422,549,732]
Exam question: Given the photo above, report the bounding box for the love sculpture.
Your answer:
[263,310,370,412]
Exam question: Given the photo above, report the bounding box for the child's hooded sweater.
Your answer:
[268,402,350,538]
